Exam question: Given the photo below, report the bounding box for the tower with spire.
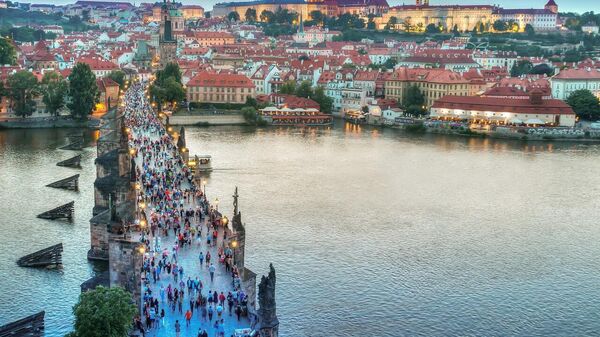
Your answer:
[158,0,177,68]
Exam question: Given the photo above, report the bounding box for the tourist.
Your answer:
[185,309,192,327]
[209,263,216,282]
[198,251,204,266]
[174,320,181,337]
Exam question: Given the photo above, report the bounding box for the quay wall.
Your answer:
[169,114,246,126]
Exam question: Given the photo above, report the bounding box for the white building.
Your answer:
[473,51,518,70]
[551,68,600,100]
[582,23,600,35]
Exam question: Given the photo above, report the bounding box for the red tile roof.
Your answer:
[553,68,600,80]
[187,72,254,88]
[433,95,574,115]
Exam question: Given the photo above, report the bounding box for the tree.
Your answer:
[403,85,425,109]
[241,106,266,126]
[68,62,99,120]
[160,63,182,84]
[278,81,296,95]
[510,60,533,77]
[525,24,535,37]
[260,10,274,23]
[150,63,184,110]
[295,81,313,98]
[452,24,460,36]
[405,104,425,117]
[530,63,554,77]
[385,16,397,30]
[425,23,439,34]
[228,11,240,22]
[69,286,136,337]
[493,20,508,32]
[245,8,257,22]
[313,86,333,114]
[566,89,600,120]
[41,71,67,116]
[107,70,126,90]
[309,10,324,26]
[7,70,38,117]
[0,37,16,65]
[245,96,258,108]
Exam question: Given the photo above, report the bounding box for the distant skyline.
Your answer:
[22,0,600,13]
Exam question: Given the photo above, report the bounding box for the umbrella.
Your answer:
[509,118,523,124]
[525,118,545,125]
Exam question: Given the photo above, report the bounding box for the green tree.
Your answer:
[425,23,439,34]
[0,37,16,65]
[68,62,99,120]
[162,76,185,103]
[566,89,600,120]
[403,85,425,108]
[228,11,240,22]
[452,24,460,36]
[245,8,257,22]
[385,16,398,30]
[41,71,67,116]
[313,86,333,114]
[524,24,535,37]
[278,81,296,95]
[69,286,136,337]
[107,70,126,90]
[159,62,182,84]
[245,96,258,108]
[310,10,324,26]
[493,20,508,32]
[510,60,533,77]
[260,10,274,23]
[7,70,38,117]
[405,104,425,117]
[530,63,554,76]
[151,62,184,109]
[241,106,266,126]
[295,81,313,98]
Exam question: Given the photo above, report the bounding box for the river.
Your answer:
[1,123,600,336]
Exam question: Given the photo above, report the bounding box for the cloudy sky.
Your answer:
[25,0,600,13]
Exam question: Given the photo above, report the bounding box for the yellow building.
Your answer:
[186,72,256,104]
[377,4,495,32]
[385,68,484,108]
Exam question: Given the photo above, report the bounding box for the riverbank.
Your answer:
[169,112,246,126]
[0,115,105,129]
[364,115,600,143]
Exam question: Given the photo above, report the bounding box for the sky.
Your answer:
[21,0,600,13]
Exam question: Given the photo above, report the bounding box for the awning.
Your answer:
[509,118,523,124]
[525,118,545,125]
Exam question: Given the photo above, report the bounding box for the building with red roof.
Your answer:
[430,90,575,127]
[186,72,255,104]
[551,67,600,100]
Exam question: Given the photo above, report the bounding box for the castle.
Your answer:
[213,0,559,33]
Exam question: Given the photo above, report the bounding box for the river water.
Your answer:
[1,123,600,336]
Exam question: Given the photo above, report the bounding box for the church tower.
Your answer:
[416,0,429,6]
[544,0,558,14]
[159,0,177,68]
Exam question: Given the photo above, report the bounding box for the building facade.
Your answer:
[186,72,256,104]
[551,68,600,100]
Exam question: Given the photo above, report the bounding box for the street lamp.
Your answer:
[202,179,207,195]
[215,198,219,211]
[222,215,229,226]
[230,240,238,248]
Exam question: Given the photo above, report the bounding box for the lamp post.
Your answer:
[202,179,207,196]
[215,197,219,212]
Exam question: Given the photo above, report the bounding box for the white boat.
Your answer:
[188,155,212,173]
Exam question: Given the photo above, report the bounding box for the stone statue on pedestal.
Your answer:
[257,264,279,337]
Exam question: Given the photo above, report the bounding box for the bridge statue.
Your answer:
[257,263,279,337]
